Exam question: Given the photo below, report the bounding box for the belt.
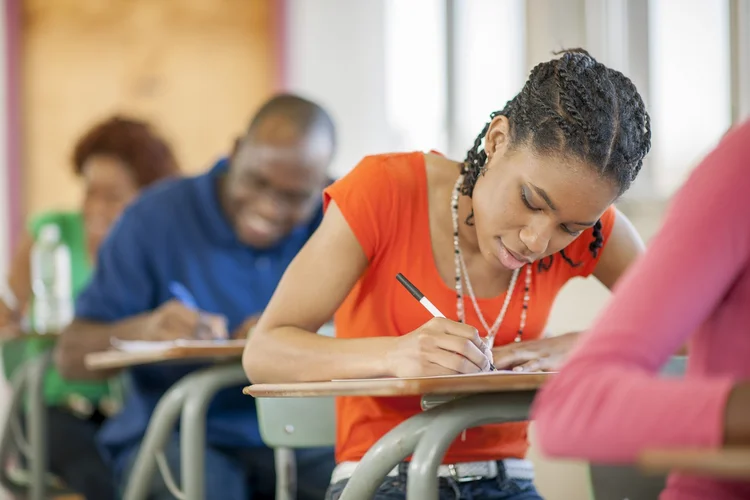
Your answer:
[331,458,534,485]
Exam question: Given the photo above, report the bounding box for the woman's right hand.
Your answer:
[386,317,493,377]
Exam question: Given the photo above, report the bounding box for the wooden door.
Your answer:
[22,0,280,216]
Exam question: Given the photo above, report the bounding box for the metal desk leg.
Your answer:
[27,351,53,500]
[338,410,439,500]
[180,364,247,500]
[0,361,30,495]
[406,391,536,500]
[274,447,296,500]
[122,381,190,500]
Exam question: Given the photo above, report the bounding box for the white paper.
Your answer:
[332,370,553,382]
[110,338,245,353]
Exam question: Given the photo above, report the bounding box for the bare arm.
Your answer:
[55,314,151,380]
[724,382,750,446]
[592,208,645,290]
[244,202,395,384]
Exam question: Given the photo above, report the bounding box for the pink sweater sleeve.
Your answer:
[532,122,750,463]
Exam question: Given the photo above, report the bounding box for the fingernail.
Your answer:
[513,366,524,372]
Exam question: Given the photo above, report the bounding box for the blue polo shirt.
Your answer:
[75,158,323,471]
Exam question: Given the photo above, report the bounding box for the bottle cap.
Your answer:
[38,225,61,243]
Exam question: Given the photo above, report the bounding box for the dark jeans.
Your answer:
[119,434,335,500]
[325,463,543,500]
[43,406,117,500]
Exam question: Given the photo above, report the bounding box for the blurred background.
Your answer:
[0,0,748,498]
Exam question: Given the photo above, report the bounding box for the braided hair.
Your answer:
[460,49,651,272]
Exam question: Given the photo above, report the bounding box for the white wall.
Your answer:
[283,0,397,178]
[451,0,526,160]
[649,0,731,197]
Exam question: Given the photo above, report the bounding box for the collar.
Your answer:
[193,157,323,254]
[193,157,238,247]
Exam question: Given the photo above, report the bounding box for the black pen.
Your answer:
[396,273,496,371]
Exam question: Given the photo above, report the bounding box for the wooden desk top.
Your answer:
[639,448,750,479]
[244,371,550,398]
[85,341,245,370]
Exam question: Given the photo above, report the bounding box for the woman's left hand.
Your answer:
[492,332,581,372]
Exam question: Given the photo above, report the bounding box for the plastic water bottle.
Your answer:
[30,224,73,334]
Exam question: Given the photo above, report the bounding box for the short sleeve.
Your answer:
[560,204,617,278]
[323,155,397,262]
[75,205,158,322]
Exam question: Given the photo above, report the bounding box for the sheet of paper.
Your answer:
[331,370,553,382]
[110,338,244,353]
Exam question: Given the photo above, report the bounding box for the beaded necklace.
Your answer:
[450,174,531,346]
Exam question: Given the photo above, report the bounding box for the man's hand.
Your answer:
[0,300,22,340]
[492,332,580,372]
[142,300,201,341]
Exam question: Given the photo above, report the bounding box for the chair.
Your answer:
[256,396,336,500]
[254,323,337,500]
[0,347,127,500]
[588,356,687,500]
[1,356,75,499]
[0,349,75,500]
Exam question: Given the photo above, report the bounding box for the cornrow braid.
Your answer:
[460,48,651,271]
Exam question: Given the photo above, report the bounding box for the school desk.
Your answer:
[85,341,245,500]
[84,341,246,371]
[245,371,549,500]
[2,335,238,500]
[86,323,335,500]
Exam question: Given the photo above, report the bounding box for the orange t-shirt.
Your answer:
[323,152,616,464]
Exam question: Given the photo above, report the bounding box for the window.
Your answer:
[383,0,526,157]
[648,0,731,197]
[450,0,526,159]
[384,0,447,153]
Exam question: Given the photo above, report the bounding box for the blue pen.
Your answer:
[169,281,211,339]
[169,282,228,340]
[169,282,199,310]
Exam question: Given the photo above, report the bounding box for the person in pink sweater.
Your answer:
[532,119,750,499]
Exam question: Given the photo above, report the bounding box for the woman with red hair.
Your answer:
[0,115,179,499]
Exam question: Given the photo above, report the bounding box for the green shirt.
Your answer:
[1,211,111,407]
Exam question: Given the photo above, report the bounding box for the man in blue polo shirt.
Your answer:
[55,94,337,500]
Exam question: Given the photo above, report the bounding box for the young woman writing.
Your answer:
[244,49,652,499]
